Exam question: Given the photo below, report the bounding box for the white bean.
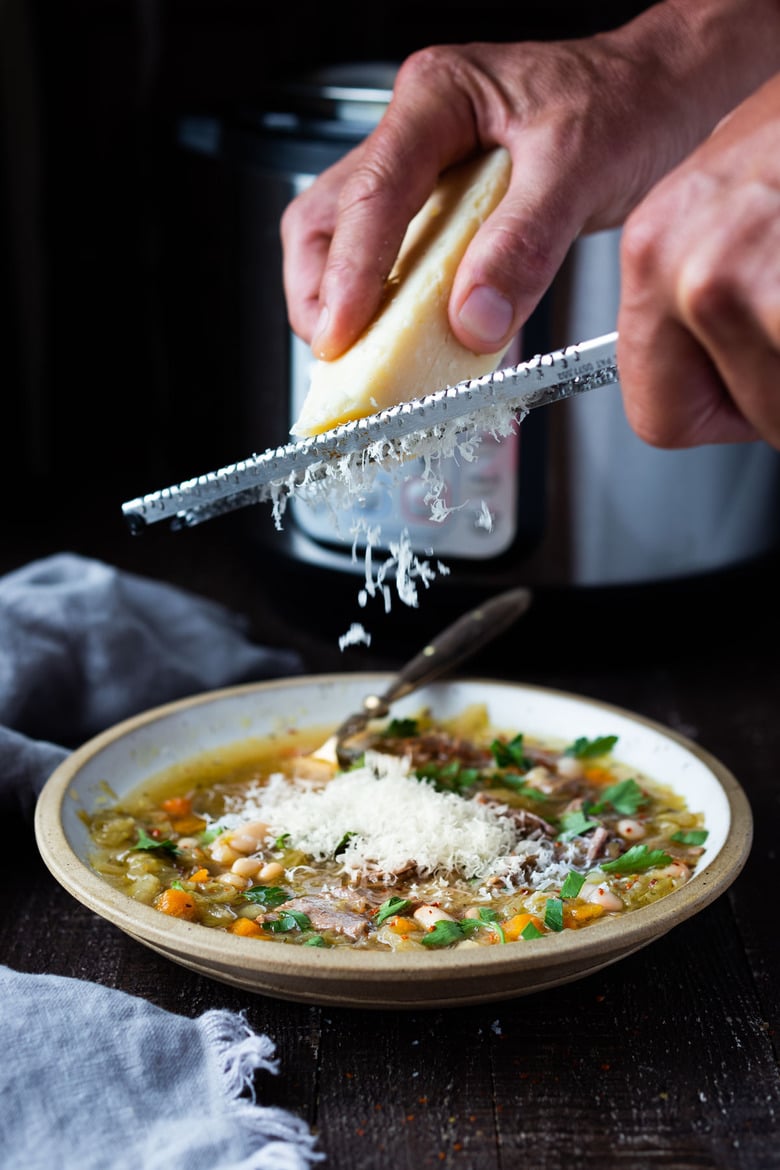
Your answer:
[210,842,241,865]
[523,765,554,791]
[240,820,270,842]
[655,860,691,883]
[414,905,455,928]
[616,818,647,841]
[231,857,264,878]
[216,872,248,889]
[556,756,585,781]
[257,861,285,884]
[228,832,262,855]
[586,884,624,912]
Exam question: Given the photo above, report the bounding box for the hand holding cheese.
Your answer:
[281,2,780,451]
[291,148,512,438]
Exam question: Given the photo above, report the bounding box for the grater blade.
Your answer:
[121,331,619,533]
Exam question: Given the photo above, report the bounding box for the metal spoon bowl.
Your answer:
[310,586,533,768]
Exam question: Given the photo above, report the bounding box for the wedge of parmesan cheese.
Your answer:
[291,147,513,438]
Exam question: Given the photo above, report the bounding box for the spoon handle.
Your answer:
[367,586,533,716]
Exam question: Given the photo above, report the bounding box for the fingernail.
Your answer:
[458,286,513,346]
[311,306,329,357]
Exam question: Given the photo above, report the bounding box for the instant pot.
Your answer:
[172,63,780,638]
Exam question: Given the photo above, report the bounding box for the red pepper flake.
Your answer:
[453,1143,463,1152]
[600,1063,611,1071]
[418,1096,428,1104]
[406,1114,415,1122]
[356,1128,366,1137]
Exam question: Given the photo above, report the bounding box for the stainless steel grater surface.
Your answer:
[121,331,619,533]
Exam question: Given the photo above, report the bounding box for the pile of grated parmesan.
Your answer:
[221,751,518,881]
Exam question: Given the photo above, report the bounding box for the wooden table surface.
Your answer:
[3,497,780,1170]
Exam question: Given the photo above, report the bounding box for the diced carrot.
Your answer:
[190,868,209,883]
[387,916,419,935]
[154,887,199,921]
[563,902,606,928]
[584,766,615,787]
[171,815,207,835]
[161,796,192,817]
[230,917,265,937]
[503,913,544,941]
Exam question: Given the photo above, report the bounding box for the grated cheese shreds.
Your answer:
[222,751,518,881]
[265,403,525,617]
[338,622,372,652]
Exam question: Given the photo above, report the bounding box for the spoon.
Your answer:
[310,586,533,769]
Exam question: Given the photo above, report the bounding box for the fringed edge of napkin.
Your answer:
[199,1009,325,1169]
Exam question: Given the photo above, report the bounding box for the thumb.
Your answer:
[449,145,591,352]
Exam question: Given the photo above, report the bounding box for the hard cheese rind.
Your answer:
[291,147,512,438]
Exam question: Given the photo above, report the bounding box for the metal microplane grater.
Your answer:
[121,331,619,533]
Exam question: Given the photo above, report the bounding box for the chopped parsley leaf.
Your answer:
[560,870,586,899]
[490,734,531,771]
[670,829,708,846]
[520,920,545,940]
[461,908,506,944]
[500,775,547,801]
[375,896,412,926]
[334,831,357,856]
[590,778,646,816]
[381,718,419,739]
[199,825,226,846]
[557,809,600,842]
[420,920,465,948]
[243,885,290,908]
[477,907,505,943]
[273,833,291,850]
[601,845,673,874]
[132,827,179,856]
[268,909,311,933]
[415,761,481,794]
[544,898,564,933]
[564,735,618,759]
[303,935,327,947]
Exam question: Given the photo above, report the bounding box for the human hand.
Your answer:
[281,0,780,365]
[617,71,780,450]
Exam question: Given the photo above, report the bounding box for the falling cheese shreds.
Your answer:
[265,402,525,618]
[222,751,518,880]
[338,622,372,652]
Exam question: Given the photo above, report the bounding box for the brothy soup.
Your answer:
[85,703,707,951]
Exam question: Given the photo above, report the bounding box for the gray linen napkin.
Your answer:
[0,553,322,1169]
[0,551,302,822]
[0,965,322,1170]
